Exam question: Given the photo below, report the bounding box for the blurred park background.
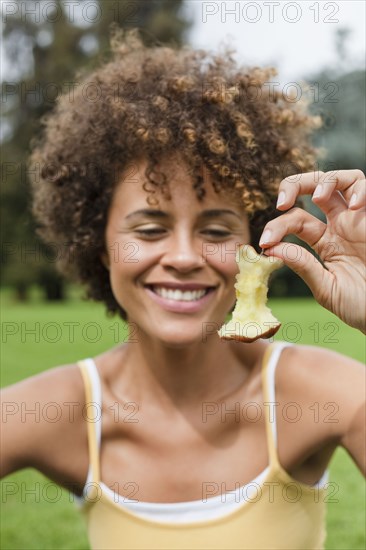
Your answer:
[1,1,365,549]
[1,0,365,302]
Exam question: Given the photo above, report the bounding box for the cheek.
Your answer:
[107,237,149,271]
[107,240,157,292]
[209,246,239,281]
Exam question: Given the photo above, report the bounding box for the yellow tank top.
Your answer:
[76,342,327,549]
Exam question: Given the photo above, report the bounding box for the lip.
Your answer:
[144,286,217,313]
[144,282,217,291]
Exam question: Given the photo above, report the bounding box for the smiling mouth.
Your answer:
[144,285,216,302]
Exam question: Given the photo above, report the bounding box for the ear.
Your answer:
[100,252,110,271]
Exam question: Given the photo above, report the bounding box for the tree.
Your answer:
[309,68,365,173]
[271,27,365,298]
[1,0,191,301]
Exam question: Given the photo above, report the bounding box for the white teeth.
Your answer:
[152,287,208,301]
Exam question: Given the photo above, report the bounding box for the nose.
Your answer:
[160,230,205,273]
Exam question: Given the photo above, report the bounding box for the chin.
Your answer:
[158,330,206,349]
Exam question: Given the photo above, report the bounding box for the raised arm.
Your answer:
[259,169,366,334]
[281,344,366,478]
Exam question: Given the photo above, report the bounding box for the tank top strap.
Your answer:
[261,341,294,468]
[77,358,102,485]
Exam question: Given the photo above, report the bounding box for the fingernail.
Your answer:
[259,229,272,246]
[349,193,357,208]
[276,191,286,207]
[312,184,323,199]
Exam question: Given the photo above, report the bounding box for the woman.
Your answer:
[1,30,365,549]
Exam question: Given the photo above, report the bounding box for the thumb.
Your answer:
[264,242,331,301]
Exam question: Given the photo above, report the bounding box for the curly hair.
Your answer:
[29,28,321,321]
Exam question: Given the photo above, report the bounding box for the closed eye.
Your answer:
[202,230,231,237]
[135,228,165,235]
[136,228,164,235]
[134,228,231,238]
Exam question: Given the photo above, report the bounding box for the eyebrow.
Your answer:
[125,208,243,221]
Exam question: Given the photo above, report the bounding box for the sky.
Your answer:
[185,0,365,82]
[0,0,364,86]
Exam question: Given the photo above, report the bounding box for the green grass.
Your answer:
[1,289,365,549]
[0,469,89,549]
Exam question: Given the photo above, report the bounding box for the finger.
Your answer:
[276,169,365,212]
[263,242,333,306]
[312,188,348,218]
[347,178,366,210]
[276,171,325,210]
[312,170,366,214]
[259,207,326,251]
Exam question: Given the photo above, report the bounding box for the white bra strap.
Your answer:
[78,358,103,491]
[266,341,294,450]
[83,358,102,451]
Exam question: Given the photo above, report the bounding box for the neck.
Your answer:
[121,333,267,410]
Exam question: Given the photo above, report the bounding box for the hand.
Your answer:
[259,170,366,334]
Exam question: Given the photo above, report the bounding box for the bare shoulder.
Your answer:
[1,361,87,478]
[1,361,86,422]
[277,345,366,406]
[277,343,365,440]
[277,343,365,400]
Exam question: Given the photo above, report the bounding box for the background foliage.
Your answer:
[1,2,365,302]
[1,5,365,548]
[1,0,191,300]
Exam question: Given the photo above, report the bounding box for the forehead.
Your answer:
[112,155,244,214]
